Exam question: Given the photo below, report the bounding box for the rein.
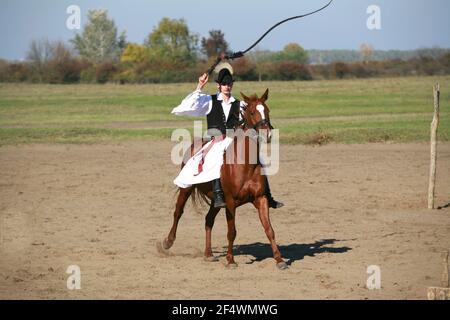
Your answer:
[253,119,273,130]
[207,0,334,75]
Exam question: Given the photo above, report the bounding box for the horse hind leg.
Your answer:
[254,196,288,270]
[204,204,221,262]
[158,187,193,253]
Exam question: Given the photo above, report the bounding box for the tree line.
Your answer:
[0,9,449,84]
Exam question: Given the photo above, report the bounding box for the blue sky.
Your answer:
[1,0,449,60]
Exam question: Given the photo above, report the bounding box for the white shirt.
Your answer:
[171,90,246,120]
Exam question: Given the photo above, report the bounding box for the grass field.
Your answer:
[0,76,448,145]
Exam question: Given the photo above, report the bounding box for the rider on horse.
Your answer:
[171,67,283,209]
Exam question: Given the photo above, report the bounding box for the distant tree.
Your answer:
[360,43,374,64]
[95,61,118,84]
[144,17,199,67]
[26,39,53,82]
[117,31,128,54]
[50,41,73,63]
[0,59,7,71]
[71,9,126,63]
[274,43,309,64]
[333,62,350,79]
[121,43,148,64]
[0,59,9,82]
[27,39,53,63]
[0,63,29,82]
[232,57,257,81]
[275,62,312,81]
[248,47,274,81]
[439,52,450,69]
[26,39,82,83]
[201,30,229,58]
[46,41,83,83]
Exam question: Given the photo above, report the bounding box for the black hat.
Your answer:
[215,68,234,85]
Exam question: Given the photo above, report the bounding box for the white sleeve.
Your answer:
[171,90,212,117]
[239,100,247,121]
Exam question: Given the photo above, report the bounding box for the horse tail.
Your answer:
[191,185,211,211]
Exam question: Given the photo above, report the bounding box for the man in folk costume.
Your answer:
[171,67,283,209]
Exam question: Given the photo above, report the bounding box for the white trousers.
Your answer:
[173,137,271,189]
[174,137,233,188]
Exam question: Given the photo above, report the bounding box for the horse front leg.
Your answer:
[161,187,193,251]
[254,196,288,269]
[225,207,238,267]
[204,204,221,262]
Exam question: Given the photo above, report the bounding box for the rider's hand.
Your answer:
[197,73,209,91]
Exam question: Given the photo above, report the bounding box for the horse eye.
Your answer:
[250,112,255,116]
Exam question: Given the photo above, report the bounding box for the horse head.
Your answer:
[240,89,273,142]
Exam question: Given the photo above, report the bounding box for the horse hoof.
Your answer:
[156,240,171,256]
[276,261,288,270]
[226,262,238,269]
[204,256,219,262]
[162,238,173,250]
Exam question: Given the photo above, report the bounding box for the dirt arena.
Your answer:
[0,141,449,299]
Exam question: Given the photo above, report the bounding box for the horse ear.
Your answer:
[261,88,269,102]
[240,92,250,103]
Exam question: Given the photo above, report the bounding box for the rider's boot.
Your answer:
[212,178,226,208]
[264,175,284,209]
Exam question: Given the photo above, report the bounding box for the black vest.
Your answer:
[206,94,241,135]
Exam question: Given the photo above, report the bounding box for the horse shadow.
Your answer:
[437,201,450,210]
[218,239,352,266]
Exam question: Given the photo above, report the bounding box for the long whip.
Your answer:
[207,0,334,75]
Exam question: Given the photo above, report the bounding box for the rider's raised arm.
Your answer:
[171,73,212,117]
[171,90,212,117]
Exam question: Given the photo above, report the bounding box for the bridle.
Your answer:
[253,119,273,131]
[239,104,273,131]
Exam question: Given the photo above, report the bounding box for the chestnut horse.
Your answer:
[159,89,287,270]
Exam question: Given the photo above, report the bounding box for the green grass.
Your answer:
[0,127,175,145]
[0,76,449,145]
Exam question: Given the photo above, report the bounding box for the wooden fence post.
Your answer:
[428,83,440,209]
[442,251,449,288]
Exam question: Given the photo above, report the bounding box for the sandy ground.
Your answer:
[0,141,449,300]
